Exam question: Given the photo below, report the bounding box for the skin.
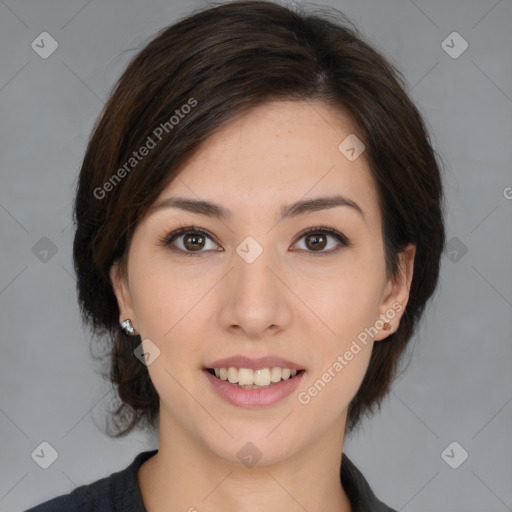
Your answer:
[110,99,415,512]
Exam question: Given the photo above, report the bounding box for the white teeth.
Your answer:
[253,368,271,386]
[227,367,238,383]
[270,367,281,383]
[211,366,300,387]
[238,368,254,385]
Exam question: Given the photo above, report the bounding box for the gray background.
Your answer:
[1,0,511,511]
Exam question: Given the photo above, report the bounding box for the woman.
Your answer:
[26,1,445,511]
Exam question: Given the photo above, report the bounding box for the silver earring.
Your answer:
[120,319,136,336]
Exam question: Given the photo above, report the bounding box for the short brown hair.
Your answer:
[73,0,446,437]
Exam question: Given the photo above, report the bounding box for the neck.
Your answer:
[138,407,352,512]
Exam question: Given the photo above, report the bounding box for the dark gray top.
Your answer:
[25,449,397,512]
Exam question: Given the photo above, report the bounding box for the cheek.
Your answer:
[294,271,378,416]
[130,267,207,412]
[293,252,386,342]
[128,252,206,339]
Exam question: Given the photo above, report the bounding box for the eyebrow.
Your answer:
[149,194,365,222]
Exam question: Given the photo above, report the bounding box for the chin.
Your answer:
[196,418,308,468]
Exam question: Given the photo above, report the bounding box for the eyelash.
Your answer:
[157,224,351,258]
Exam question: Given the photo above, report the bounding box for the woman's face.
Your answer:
[110,100,414,465]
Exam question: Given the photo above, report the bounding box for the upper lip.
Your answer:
[204,355,304,371]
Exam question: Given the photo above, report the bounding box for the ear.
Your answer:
[109,260,137,328]
[374,243,416,341]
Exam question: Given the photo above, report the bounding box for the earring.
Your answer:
[382,322,391,331]
[120,319,136,336]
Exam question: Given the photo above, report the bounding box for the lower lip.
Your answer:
[204,370,305,408]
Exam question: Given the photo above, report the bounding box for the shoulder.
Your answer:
[341,452,398,512]
[25,449,158,512]
[24,476,109,512]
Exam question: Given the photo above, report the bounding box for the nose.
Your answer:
[218,243,292,339]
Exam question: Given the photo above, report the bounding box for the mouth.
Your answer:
[203,356,306,407]
[204,366,306,389]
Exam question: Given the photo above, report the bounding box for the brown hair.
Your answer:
[73,0,446,437]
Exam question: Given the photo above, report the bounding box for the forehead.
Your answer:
[152,100,380,228]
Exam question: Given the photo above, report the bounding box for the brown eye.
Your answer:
[159,224,350,258]
[183,232,206,251]
[305,233,328,251]
[293,226,350,255]
[159,226,219,257]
